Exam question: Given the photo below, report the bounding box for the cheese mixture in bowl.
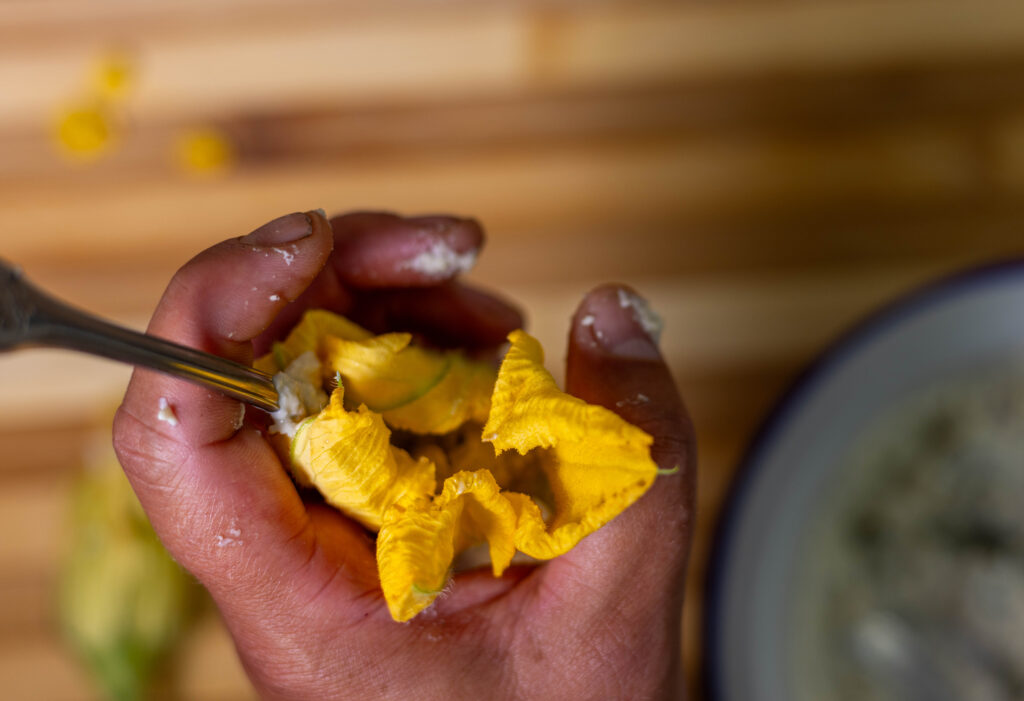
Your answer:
[796,362,1024,701]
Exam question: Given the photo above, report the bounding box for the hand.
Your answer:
[113,210,696,700]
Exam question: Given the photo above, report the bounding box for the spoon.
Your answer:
[0,260,279,412]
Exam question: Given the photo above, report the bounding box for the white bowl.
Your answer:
[704,261,1024,700]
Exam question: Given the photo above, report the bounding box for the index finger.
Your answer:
[113,211,346,598]
[254,211,522,354]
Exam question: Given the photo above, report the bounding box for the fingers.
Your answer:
[547,284,696,612]
[251,256,353,357]
[113,211,370,601]
[253,211,521,354]
[330,211,483,288]
[352,282,525,350]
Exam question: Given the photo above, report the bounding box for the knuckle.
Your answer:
[112,403,192,494]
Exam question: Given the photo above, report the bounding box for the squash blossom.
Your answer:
[60,444,197,701]
[256,310,660,622]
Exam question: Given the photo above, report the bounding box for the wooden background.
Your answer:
[4,0,1024,698]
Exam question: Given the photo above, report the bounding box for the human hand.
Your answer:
[113,210,696,700]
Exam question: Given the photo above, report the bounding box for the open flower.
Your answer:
[258,311,660,621]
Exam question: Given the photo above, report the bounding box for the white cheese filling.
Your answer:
[268,351,328,438]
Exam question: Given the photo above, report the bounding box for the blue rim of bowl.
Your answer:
[702,257,1024,700]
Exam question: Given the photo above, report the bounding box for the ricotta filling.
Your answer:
[269,351,328,438]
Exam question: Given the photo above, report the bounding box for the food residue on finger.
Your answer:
[255,310,664,622]
[398,241,477,278]
[157,398,179,427]
[617,288,663,342]
[233,403,246,431]
[214,525,243,548]
[272,246,297,266]
[616,392,650,408]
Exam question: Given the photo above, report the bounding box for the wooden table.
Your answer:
[4,1,1024,697]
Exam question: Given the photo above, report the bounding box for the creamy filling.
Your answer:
[269,351,328,438]
[399,241,477,278]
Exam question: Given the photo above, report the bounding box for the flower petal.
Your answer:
[484,330,658,559]
[290,386,435,530]
[258,310,494,435]
[377,470,516,621]
[408,422,550,496]
[323,333,451,412]
[381,354,494,435]
[254,309,372,374]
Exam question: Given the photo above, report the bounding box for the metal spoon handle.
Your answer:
[0,260,279,412]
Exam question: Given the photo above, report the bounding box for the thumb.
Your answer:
[544,284,696,618]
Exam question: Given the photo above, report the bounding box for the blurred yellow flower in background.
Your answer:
[55,105,116,160]
[54,50,134,161]
[175,128,235,176]
[53,47,235,176]
[91,49,136,100]
[59,438,199,701]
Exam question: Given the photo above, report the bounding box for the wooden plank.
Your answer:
[0,5,532,127]
[10,57,1024,187]
[5,2,1024,131]
[0,635,102,701]
[0,480,73,578]
[173,615,255,701]
[0,422,99,478]
[0,127,979,264]
[548,1,1024,85]
[0,575,62,639]
[0,622,255,701]
[0,349,132,431]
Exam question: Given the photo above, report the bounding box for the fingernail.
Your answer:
[241,212,312,246]
[583,286,663,360]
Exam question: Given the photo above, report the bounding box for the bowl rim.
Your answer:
[701,257,1024,699]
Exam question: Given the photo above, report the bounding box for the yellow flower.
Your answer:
[290,386,435,530]
[255,309,370,375]
[378,470,516,622]
[258,311,659,621]
[176,128,234,175]
[55,105,115,160]
[260,310,495,435]
[323,333,453,414]
[53,49,134,162]
[92,49,136,100]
